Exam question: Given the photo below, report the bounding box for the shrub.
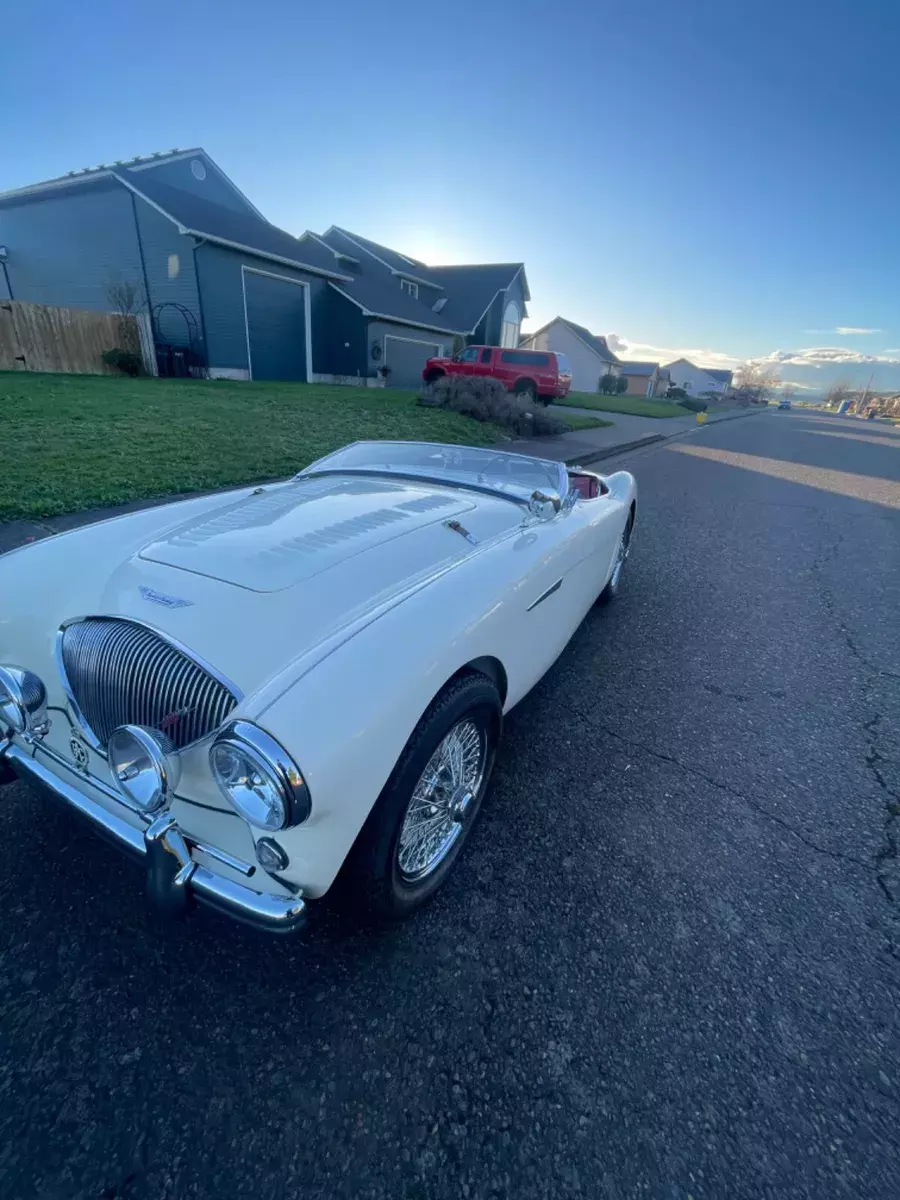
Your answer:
[666,385,687,400]
[599,372,618,394]
[102,348,144,377]
[677,395,708,413]
[419,375,568,438]
[616,376,628,394]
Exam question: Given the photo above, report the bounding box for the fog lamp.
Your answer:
[108,725,181,815]
[0,666,48,738]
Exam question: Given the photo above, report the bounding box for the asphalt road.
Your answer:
[2,411,899,1199]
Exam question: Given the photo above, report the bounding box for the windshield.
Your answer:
[298,441,568,505]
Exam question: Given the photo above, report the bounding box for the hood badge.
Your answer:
[70,737,90,774]
[139,585,194,610]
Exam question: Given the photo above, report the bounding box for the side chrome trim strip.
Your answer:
[527,578,563,612]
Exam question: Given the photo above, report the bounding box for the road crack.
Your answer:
[564,703,870,870]
[809,516,900,955]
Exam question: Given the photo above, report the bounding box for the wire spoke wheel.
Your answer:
[397,718,486,882]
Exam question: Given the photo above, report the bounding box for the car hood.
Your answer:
[0,475,520,712]
[139,475,477,592]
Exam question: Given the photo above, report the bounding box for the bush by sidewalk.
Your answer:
[419,375,569,438]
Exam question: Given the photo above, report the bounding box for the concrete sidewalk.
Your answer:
[507,403,767,466]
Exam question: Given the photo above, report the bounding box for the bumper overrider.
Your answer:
[0,736,308,935]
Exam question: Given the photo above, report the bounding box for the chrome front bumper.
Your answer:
[1,741,307,934]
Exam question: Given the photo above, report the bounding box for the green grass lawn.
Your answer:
[556,392,686,418]
[558,414,614,431]
[1,373,511,522]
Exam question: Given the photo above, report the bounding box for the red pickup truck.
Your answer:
[422,345,572,405]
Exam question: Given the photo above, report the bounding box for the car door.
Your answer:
[472,347,495,379]
[532,352,556,396]
[454,346,480,377]
[507,500,623,698]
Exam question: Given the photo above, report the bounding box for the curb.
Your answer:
[564,434,665,467]
[565,405,768,469]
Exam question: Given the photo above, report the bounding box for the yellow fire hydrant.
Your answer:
[696,412,708,425]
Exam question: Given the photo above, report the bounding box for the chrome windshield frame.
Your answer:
[296,441,568,509]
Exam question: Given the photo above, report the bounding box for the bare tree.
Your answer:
[824,379,852,409]
[734,360,781,403]
[106,278,147,355]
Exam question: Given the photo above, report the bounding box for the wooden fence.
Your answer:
[0,300,153,375]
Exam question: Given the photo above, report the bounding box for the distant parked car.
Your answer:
[423,346,572,405]
[777,398,792,410]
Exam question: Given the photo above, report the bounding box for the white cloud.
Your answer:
[803,326,881,335]
[753,347,900,367]
[604,333,628,354]
[610,338,741,370]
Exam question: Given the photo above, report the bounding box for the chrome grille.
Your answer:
[58,618,240,751]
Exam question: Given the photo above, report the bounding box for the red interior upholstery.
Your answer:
[569,473,601,500]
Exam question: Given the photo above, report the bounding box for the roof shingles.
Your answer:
[320,228,526,334]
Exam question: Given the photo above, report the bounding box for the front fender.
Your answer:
[256,576,509,897]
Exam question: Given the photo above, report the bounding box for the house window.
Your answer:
[501,301,520,348]
[400,279,419,299]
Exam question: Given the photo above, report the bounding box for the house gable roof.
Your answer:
[318,227,527,335]
[0,150,352,281]
[117,173,352,280]
[523,316,620,365]
[618,360,659,376]
[665,358,732,385]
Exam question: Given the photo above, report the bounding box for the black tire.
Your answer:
[598,512,634,606]
[514,378,538,404]
[424,369,445,385]
[337,672,502,921]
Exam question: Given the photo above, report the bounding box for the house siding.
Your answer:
[194,242,328,374]
[132,195,202,349]
[666,360,728,395]
[124,156,253,215]
[322,286,367,377]
[523,320,612,393]
[470,273,528,346]
[0,179,144,312]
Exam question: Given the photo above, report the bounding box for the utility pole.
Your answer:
[858,371,874,414]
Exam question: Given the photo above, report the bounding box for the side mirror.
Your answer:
[528,491,560,520]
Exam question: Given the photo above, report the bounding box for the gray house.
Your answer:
[0,149,529,387]
[519,316,620,393]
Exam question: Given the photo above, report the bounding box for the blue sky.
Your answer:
[4,0,898,395]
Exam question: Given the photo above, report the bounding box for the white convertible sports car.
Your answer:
[0,442,636,933]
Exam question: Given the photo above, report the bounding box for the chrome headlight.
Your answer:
[0,666,48,738]
[209,721,310,832]
[108,725,182,815]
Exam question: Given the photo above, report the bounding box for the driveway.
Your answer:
[1,412,899,1198]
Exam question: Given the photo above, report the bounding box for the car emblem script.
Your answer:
[70,737,90,773]
[139,585,194,610]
